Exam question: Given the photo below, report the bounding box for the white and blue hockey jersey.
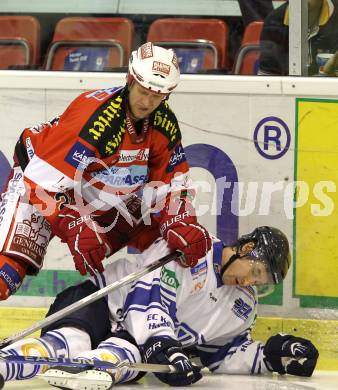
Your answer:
[91,237,269,375]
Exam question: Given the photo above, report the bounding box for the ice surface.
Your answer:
[3,370,338,390]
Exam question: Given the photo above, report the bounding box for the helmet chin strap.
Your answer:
[220,248,241,279]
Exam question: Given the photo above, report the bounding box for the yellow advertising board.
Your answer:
[295,99,338,298]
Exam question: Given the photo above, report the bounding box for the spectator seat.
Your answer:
[147,18,229,73]
[241,21,264,45]
[233,21,264,75]
[0,15,40,69]
[45,17,134,71]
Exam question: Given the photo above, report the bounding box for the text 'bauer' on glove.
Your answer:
[159,193,211,267]
[52,206,112,276]
[143,336,202,386]
[263,333,319,377]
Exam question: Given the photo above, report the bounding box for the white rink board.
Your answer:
[0,71,337,320]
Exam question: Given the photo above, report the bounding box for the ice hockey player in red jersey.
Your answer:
[0,42,211,300]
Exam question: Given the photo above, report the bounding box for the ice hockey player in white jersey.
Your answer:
[0,226,318,389]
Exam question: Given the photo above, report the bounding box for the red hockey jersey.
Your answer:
[18,86,191,228]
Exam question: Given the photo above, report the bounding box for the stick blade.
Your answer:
[38,367,114,390]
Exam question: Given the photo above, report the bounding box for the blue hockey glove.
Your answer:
[264,333,319,377]
[143,337,202,386]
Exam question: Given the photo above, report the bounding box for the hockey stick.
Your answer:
[0,250,182,348]
[0,352,175,373]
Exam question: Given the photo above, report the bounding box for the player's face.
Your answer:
[128,82,166,120]
[222,257,272,287]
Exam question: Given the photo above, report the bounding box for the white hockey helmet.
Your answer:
[127,42,180,95]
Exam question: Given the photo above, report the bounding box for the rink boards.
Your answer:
[0,307,336,370]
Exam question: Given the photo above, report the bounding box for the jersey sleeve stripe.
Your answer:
[24,154,73,192]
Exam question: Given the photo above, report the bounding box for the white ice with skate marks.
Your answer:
[3,370,338,390]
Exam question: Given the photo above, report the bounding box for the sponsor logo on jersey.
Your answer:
[209,292,218,302]
[118,149,149,163]
[166,143,186,172]
[153,102,181,150]
[191,282,204,293]
[65,142,95,170]
[9,212,51,265]
[0,263,22,294]
[85,87,122,101]
[29,116,60,133]
[231,298,253,320]
[0,170,23,229]
[80,93,126,156]
[148,320,172,330]
[161,267,180,289]
[190,260,207,293]
[91,165,148,188]
[25,137,35,160]
[190,260,207,276]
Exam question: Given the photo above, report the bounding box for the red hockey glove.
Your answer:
[53,207,112,276]
[160,197,211,267]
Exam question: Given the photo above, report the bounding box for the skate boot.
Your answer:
[39,366,115,390]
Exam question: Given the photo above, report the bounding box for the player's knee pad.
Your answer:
[42,327,91,358]
[1,337,53,381]
[0,254,27,300]
[4,337,52,357]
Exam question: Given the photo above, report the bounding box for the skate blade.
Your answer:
[37,368,114,390]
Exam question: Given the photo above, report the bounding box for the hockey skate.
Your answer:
[39,366,115,390]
